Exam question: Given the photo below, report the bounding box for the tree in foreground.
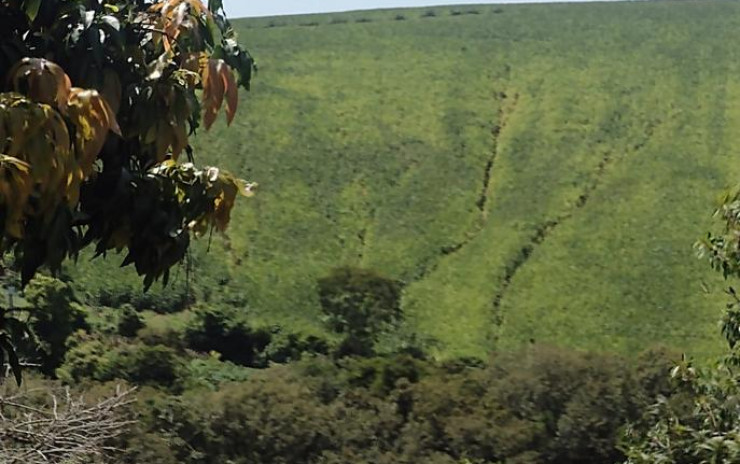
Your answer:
[0,0,256,384]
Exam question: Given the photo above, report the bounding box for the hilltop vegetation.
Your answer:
[68,1,740,360]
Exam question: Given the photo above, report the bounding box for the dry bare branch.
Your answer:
[0,385,136,464]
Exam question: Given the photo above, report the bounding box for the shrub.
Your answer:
[185,306,272,367]
[56,331,108,383]
[265,331,330,363]
[137,323,185,348]
[118,304,145,338]
[106,344,186,391]
[126,367,337,464]
[317,267,403,357]
[422,10,437,18]
[23,276,89,376]
[403,345,676,463]
[394,14,406,21]
[341,354,427,395]
[96,287,190,314]
[185,355,253,390]
[59,336,186,392]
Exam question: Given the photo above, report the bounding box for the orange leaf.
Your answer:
[8,58,72,109]
[222,64,238,125]
[201,59,225,130]
[201,60,238,129]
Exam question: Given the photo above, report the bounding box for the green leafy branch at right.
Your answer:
[623,189,740,463]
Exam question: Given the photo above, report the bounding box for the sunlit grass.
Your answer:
[69,1,740,360]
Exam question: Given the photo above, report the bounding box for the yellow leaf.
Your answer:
[0,155,32,238]
[202,59,236,130]
[65,88,121,176]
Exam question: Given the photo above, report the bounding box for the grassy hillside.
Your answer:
[69,1,740,360]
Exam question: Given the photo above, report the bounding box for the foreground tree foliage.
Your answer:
[0,0,256,382]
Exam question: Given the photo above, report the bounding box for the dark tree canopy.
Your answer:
[0,0,255,286]
[0,0,256,383]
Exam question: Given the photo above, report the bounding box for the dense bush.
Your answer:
[59,336,185,392]
[118,304,145,338]
[95,287,191,314]
[21,276,88,376]
[115,345,676,464]
[185,356,253,390]
[108,344,186,391]
[265,330,330,363]
[185,306,272,367]
[317,267,403,357]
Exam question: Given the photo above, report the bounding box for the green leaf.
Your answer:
[100,15,121,31]
[208,0,224,13]
[23,0,41,21]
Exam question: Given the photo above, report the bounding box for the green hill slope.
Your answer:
[70,1,740,359]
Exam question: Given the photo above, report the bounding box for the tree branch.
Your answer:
[0,385,136,464]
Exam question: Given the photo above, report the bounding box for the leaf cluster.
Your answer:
[0,0,257,384]
[0,0,255,288]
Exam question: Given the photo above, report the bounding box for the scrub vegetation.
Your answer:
[5,1,740,462]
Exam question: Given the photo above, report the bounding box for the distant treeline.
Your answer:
[253,7,503,30]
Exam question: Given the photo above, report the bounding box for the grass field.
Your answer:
[69,1,740,360]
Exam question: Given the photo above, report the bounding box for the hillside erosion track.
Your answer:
[409,89,520,283]
[489,119,660,344]
[475,91,519,217]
